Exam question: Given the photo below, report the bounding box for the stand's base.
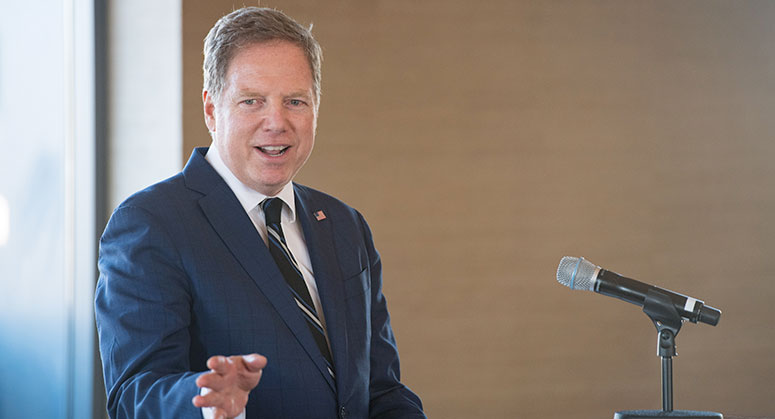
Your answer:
[615,410,723,419]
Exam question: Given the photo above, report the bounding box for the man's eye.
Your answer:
[243,99,256,105]
[289,99,304,106]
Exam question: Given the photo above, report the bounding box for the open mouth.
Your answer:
[257,145,290,156]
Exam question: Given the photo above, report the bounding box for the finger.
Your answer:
[240,354,267,372]
[192,392,220,409]
[192,385,225,408]
[235,369,263,392]
[194,392,244,418]
[212,407,227,419]
[192,394,209,408]
[231,355,265,390]
[196,371,229,392]
[207,355,231,373]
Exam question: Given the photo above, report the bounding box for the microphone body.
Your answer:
[557,257,721,326]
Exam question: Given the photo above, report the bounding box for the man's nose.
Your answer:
[261,101,288,133]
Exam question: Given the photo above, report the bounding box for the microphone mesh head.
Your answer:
[556,256,598,291]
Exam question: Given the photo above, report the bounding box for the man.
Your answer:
[95,7,425,419]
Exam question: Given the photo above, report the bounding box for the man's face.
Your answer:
[204,41,317,196]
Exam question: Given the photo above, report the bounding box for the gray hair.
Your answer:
[203,7,322,103]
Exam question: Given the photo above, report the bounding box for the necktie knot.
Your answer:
[262,197,283,225]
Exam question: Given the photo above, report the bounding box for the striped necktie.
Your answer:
[262,197,335,379]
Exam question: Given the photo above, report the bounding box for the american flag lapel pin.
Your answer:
[314,210,327,221]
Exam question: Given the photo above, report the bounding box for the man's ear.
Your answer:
[203,90,216,133]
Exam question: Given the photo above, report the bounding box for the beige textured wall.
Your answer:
[183,1,775,417]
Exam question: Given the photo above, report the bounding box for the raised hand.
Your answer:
[192,354,268,419]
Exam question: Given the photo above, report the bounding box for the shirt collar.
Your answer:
[204,143,297,224]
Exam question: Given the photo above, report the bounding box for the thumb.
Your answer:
[241,354,267,372]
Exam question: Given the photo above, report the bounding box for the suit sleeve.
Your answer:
[356,213,426,419]
[95,205,203,418]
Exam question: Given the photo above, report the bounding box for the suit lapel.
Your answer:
[295,185,349,396]
[197,186,289,317]
[184,149,336,392]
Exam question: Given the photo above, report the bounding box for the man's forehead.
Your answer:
[224,42,312,84]
[227,41,310,72]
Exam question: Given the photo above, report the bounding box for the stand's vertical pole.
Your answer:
[612,289,724,418]
[646,291,680,414]
[661,356,673,412]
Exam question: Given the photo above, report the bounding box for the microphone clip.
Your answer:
[642,289,685,413]
[643,288,683,358]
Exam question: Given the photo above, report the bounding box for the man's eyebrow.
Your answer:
[285,90,313,98]
[233,89,311,97]
[234,89,264,97]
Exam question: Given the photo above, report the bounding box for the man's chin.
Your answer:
[250,178,291,196]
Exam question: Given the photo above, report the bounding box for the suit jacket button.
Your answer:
[339,406,347,419]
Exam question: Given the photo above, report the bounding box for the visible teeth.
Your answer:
[259,146,288,155]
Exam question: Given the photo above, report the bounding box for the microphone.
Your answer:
[556,256,721,326]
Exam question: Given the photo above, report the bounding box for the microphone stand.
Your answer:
[614,290,723,419]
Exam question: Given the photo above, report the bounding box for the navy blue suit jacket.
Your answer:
[95,148,424,418]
